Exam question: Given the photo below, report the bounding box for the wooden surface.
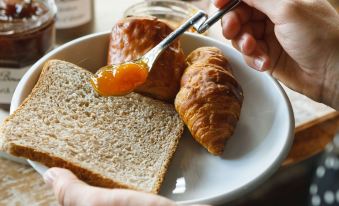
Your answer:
[284,113,339,165]
[0,158,57,205]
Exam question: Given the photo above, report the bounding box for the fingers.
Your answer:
[241,0,283,23]
[214,0,286,25]
[218,1,272,71]
[221,3,252,39]
[228,21,270,71]
[43,167,94,206]
[231,36,270,71]
[43,168,179,206]
[243,50,271,71]
[232,33,256,55]
[221,3,266,39]
[212,0,231,8]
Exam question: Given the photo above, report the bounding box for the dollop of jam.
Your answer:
[91,61,149,96]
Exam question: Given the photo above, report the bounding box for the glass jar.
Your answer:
[123,0,199,30]
[0,0,56,106]
[0,0,57,68]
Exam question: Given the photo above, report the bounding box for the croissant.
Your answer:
[174,47,244,155]
[107,16,186,102]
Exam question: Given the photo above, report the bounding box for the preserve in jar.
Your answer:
[0,0,57,67]
[0,0,56,105]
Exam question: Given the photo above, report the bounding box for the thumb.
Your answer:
[43,167,99,206]
[42,167,180,206]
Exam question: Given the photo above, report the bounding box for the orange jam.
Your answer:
[91,61,149,96]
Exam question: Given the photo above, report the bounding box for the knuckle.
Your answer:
[54,179,76,206]
[55,181,68,205]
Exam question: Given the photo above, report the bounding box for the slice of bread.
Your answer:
[0,60,184,193]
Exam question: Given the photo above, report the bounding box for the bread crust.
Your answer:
[0,60,184,194]
[6,143,136,190]
[175,47,244,155]
[3,130,184,193]
[149,124,184,193]
[107,17,186,102]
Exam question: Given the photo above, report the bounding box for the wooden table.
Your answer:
[0,1,338,205]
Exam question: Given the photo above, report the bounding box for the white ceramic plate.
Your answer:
[10,32,294,205]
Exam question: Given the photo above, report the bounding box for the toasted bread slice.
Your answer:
[0,60,184,193]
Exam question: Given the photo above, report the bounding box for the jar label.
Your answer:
[55,0,92,29]
[0,66,30,104]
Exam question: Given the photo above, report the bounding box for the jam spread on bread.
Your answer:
[91,61,149,96]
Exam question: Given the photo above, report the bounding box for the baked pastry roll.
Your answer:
[175,47,244,155]
[107,16,186,102]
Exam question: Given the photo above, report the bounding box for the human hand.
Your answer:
[214,0,339,109]
[43,167,209,206]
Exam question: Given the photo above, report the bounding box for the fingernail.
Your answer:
[254,57,265,71]
[43,169,56,187]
